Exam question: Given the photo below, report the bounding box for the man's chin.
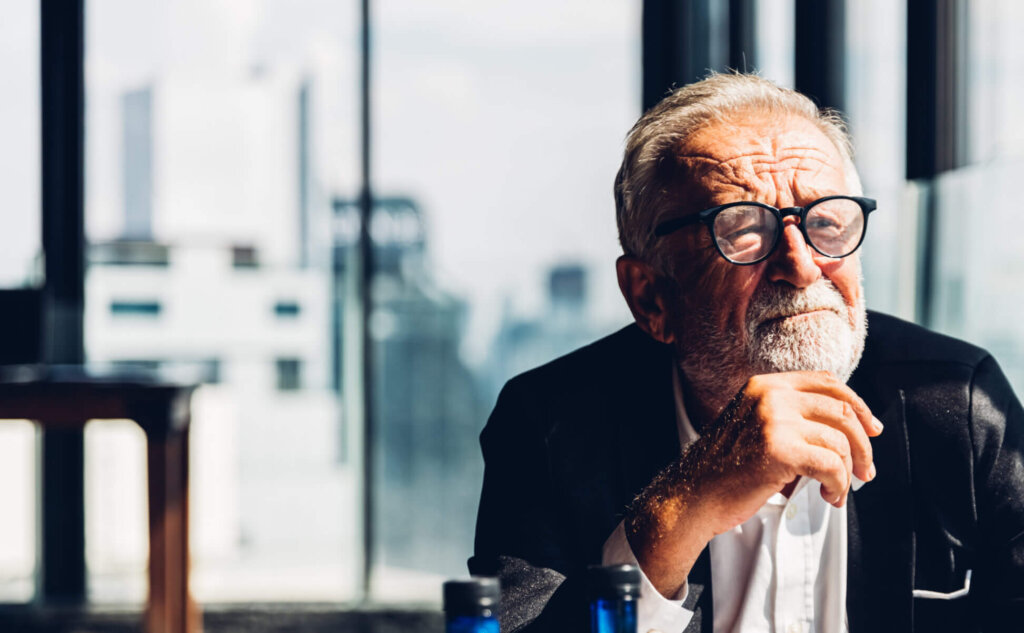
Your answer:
[748,312,862,380]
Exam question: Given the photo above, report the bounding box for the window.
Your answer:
[755,0,795,87]
[0,0,40,289]
[275,358,302,392]
[0,421,36,603]
[370,0,638,600]
[86,0,359,604]
[232,246,260,269]
[109,301,162,317]
[110,359,161,373]
[82,0,637,608]
[274,301,301,319]
[926,0,1024,391]
[845,0,909,318]
[90,241,170,267]
[0,0,40,602]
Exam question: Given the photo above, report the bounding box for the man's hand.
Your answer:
[624,370,884,598]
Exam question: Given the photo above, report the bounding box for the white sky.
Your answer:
[76,0,641,357]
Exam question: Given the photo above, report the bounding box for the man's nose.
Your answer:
[765,222,821,288]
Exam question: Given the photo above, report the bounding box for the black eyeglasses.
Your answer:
[653,195,877,265]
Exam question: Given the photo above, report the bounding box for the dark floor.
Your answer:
[0,604,443,633]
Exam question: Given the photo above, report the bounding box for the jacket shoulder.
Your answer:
[863,311,990,369]
[490,324,672,441]
[502,324,668,397]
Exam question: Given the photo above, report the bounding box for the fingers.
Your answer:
[758,371,883,438]
[807,373,883,438]
[713,371,881,516]
[798,392,875,482]
[788,442,849,507]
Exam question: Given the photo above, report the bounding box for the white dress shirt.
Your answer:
[602,365,853,633]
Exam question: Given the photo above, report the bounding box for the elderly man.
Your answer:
[470,73,1024,633]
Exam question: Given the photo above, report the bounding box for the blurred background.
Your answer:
[1,0,1022,630]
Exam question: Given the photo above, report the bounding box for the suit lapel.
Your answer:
[846,387,914,633]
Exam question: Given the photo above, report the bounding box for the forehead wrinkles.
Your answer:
[676,147,839,196]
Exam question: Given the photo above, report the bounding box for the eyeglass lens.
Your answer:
[712,198,865,263]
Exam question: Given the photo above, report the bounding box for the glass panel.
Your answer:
[965,0,1024,165]
[85,0,361,602]
[0,0,40,605]
[845,0,909,318]
[0,422,38,602]
[928,0,1024,392]
[85,420,148,603]
[756,0,795,87]
[371,1,638,601]
[930,164,1024,391]
[0,0,41,288]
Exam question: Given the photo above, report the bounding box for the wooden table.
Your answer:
[0,365,201,633]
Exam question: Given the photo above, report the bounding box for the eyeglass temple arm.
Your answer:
[653,211,708,237]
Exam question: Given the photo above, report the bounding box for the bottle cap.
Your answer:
[443,577,500,617]
[587,564,641,601]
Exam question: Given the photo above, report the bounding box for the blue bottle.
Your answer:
[443,577,500,633]
[588,565,640,633]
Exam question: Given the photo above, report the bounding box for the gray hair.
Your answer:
[614,72,861,269]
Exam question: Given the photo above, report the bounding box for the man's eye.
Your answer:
[807,216,841,231]
[723,225,761,241]
[716,225,768,260]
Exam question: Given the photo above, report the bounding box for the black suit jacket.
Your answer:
[470,311,1024,632]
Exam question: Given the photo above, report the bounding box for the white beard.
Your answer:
[744,279,867,380]
[678,278,868,414]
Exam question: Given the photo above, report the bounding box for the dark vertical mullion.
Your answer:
[39,0,86,603]
[906,0,965,326]
[794,0,846,113]
[358,0,376,601]
[906,0,963,179]
[643,0,714,112]
[729,0,757,72]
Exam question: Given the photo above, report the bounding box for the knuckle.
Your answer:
[853,395,869,414]
[825,429,851,461]
[836,437,852,462]
[853,426,873,454]
[807,451,830,476]
[827,452,848,479]
[841,400,854,420]
[761,425,783,453]
[861,442,874,464]
[755,394,776,422]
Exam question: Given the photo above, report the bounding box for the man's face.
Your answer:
[657,112,867,405]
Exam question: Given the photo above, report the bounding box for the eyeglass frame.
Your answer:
[652,195,878,265]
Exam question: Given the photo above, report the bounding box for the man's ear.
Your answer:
[616,255,676,344]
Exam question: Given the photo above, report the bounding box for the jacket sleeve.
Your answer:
[969,354,1024,628]
[468,377,590,633]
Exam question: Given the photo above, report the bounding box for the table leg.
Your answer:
[146,430,201,633]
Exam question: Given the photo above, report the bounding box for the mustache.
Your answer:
[745,280,847,334]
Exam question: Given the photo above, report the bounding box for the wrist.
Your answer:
[624,494,712,598]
